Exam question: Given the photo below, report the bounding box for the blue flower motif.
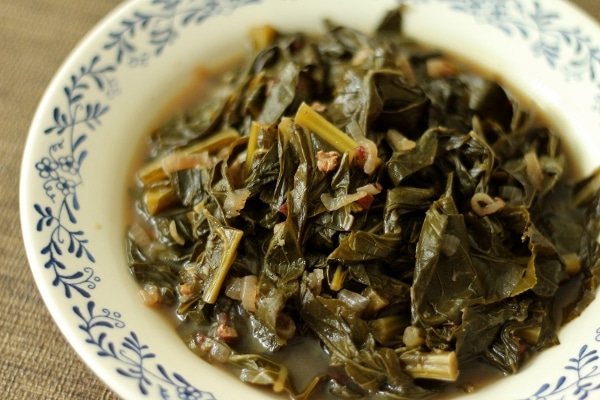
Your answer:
[56,177,77,196]
[36,157,59,179]
[58,155,79,175]
[177,386,205,400]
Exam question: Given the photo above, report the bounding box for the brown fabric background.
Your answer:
[1,1,599,399]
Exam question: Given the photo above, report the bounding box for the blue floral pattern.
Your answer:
[29,0,600,399]
[33,0,264,398]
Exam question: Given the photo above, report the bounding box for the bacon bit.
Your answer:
[355,146,367,164]
[215,313,238,342]
[519,342,529,356]
[355,194,375,211]
[180,283,194,296]
[276,313,296,340]
[316,150,340,173]
[278,202,288,216]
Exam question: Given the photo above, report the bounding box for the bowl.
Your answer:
[20,0,600,399]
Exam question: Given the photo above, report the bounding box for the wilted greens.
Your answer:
[126,7,600,399]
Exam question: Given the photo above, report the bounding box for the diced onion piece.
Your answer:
[139,284,160,306]
[320,184,381,212]
[241,275,258,312]
[306,269,325,295]
[470,192,506,216]
[321,191,366,212]
[356,183,383,196]
[225,275,258,312]
[200,337,232,363]
[223,188,251,218]
[129,223,154,258]
[356,138,381,175]
[137,128,239,185]
[225,277,243,300]
[161,151,211,175]
[524,150,543,190]
[169,220,185,245]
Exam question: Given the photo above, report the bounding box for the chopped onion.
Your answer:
[356,138,381,175]
[306,268,325,295]
[225,275,258,312]
[356,183,383,196]
[139,284,160,306]
[471,192,506,216]
[321,192,365,211]
[129,223,161,259]
[321,184,381,212]
[201,337,232,363]
[169,220,185,245]
[223,188,251,218]
[161,151,211,175]
[524,150,543,190]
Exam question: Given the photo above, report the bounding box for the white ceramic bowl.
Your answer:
[20,0,600,399]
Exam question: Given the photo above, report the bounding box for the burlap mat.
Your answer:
[1,0,599,399]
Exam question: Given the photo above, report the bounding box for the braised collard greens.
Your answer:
[126,8,600,399]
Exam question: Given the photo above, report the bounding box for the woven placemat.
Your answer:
[1,0,599,399]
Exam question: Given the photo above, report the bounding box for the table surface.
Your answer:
[2,0,600,399]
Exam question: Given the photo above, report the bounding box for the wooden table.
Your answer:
[2,0,599,398]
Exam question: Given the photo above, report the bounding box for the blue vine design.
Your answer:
[519,344,600,400]
[33,0,266,397]
[33,54,114,299]
[74,301,216,399]
[104,0,261,65]
[437,0,600,81]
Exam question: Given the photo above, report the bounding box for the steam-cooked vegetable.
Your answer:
[126,7,600,399]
